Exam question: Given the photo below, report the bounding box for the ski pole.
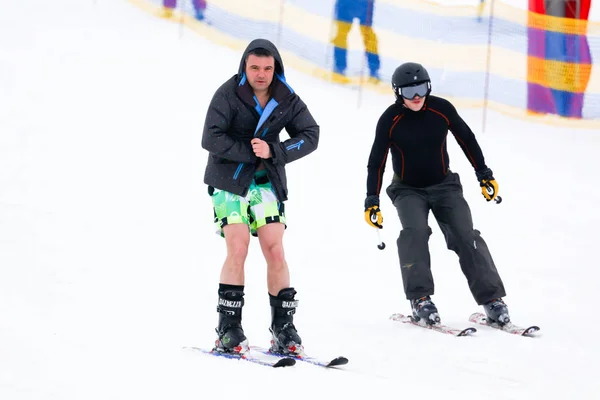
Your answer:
[369,211,386,250]
[376,228,385,250]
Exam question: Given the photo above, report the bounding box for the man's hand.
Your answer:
[251,138,271,159]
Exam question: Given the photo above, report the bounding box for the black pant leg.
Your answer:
[387,180,433,300]
[429,172,506,304]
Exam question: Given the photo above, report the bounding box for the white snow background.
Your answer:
[1,1,599,399]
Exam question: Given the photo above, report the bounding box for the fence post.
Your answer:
[277,0,285,48]
[482,0,496,133]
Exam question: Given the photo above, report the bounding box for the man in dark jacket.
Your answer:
[202,38,319,355]
[364,62,510,327]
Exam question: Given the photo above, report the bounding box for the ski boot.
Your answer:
[269,288,303,356]
[483,298,510,325]
[410,296,441,325]
[367,70,380,85]
[331,66,351,84]
[213,285,248,354]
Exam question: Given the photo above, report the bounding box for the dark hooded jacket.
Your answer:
[201,39,320,202]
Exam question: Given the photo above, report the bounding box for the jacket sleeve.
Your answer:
[270,97,319,166]
[201,89,258,163]
[366,112,393,197]
[446,101,487,172]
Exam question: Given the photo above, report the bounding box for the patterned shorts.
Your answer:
[211,171,286,237]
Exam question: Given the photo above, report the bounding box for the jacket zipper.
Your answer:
[232,98,278,182]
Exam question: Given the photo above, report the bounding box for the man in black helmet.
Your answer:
[363,62,509,326]
[202,38,319,355]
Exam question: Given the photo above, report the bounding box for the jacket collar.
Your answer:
[236,73,294,110]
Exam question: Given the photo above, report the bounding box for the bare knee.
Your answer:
[263,242,285,266]
[257,223,286,266]
[227,244,249,268]
[223,226,250,268]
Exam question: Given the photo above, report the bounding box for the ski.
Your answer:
[468,312,540,337]
[390,313,477,336]
[184,346,296,368]
[250,345,349,368]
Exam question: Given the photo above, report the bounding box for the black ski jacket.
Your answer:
[201,39,319,201]
[366,95,488,195]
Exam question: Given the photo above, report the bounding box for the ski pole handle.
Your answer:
[376,228,385,250]
[483,183,502,204]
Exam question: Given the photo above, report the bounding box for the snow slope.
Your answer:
[1,1,599,399]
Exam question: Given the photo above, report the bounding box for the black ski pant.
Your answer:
[385,171,506,305]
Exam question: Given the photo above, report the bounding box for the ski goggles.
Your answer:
[399,81,430,100]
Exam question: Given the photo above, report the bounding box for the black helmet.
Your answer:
[392,62,431,99]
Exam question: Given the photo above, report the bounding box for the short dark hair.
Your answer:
[247,47,272,58]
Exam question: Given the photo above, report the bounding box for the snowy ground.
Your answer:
[1,1,599,399]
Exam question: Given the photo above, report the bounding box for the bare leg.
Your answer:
[257,223,288,296]
[220,224,250,285]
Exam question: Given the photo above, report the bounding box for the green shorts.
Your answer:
[211,171,286,237]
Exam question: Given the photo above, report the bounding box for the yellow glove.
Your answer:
[365,206,383,229]
[476,168,500,203]
[480,179,499,202]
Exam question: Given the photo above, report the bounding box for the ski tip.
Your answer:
[326,357,349,367]
[273,357,296,368]
[458,327,477,336]
[468,312,485,321]
[522,326,541,336]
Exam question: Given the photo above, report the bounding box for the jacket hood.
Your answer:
[237,38,285,79]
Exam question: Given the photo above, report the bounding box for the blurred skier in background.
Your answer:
[332,0,380,83]
[160,0,206,21]
[477,0,485,22]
